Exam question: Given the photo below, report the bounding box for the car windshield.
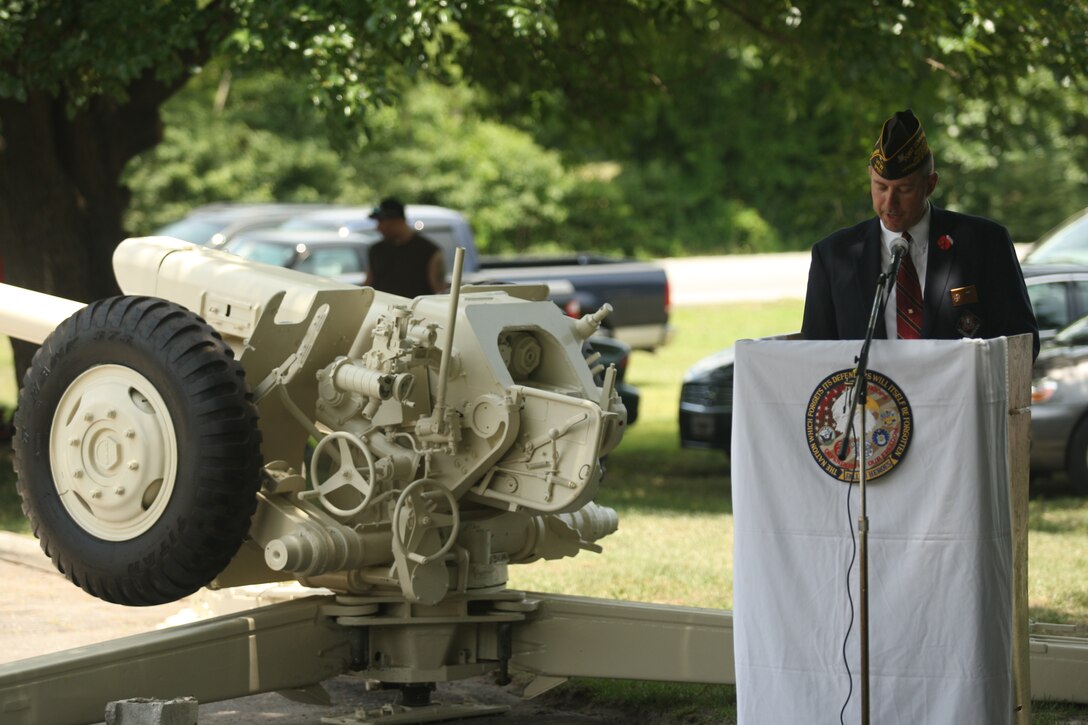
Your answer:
[1024,209,1088,264]
[157,218,224,245]
[279,218,342,232]
[222,239,298,267]
[280,217,377,234]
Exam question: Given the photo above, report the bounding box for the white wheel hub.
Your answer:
[50,364,178,540]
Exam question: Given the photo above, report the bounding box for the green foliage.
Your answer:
[348,83,572,254]
[124,119,361,234]
[124,77,576,253]
[934,76,1088,242]
[10,0,1088,280]
[0,2,219,106]
[472,2,1088,251]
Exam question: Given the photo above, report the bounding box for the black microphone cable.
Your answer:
[839,463,859,725]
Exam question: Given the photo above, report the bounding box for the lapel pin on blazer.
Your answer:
[950,285,978,306]
[957,311,981,337]
[937,234,953,251]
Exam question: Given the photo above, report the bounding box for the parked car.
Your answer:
[279,204,480,275]
[1020,264,1088,341]
[221,228,380,286]
[678,346,735,454]
[1021,207,1088,265]
[677,265,1088,456]
[155,202,334,247]
[1030,314,1088,494]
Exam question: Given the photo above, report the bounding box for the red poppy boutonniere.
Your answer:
[937,235,953,251]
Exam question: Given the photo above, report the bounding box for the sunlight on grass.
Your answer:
[509,509,731,609]
[1028,498,1088,623]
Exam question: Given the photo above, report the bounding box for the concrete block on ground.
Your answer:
[105,697,198,725]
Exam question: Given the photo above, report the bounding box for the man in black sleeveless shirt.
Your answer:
[365,198,446,297]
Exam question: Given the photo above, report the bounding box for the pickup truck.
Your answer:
[470,254,672,351]
[159,203,673,351]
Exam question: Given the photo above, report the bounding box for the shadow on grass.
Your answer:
[1031,606,1088,627]
[542,679,736,725]
[598,442,732,515]
[1031,472,1086,499]
[1031,699,1088,724]
[546,679,1088,725]
[1027,493,1088,535]
[0,446,28,534]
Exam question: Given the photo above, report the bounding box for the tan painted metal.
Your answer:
[0,596,350,725]
[110,237,630,604]
[507,593,733,685]
[0,591,731,724]
[0,283,85,344]
[1029,623,1088,703]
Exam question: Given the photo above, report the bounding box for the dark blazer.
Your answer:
[801,205,1040,358]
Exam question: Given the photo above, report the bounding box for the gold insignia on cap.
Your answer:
[869,110,931,180]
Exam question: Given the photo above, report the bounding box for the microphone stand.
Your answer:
[837,245,905,725]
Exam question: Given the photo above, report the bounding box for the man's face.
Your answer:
[869,167,938,233]
[376,216,409,242]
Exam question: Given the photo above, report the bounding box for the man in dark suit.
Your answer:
[801,109,1039,359]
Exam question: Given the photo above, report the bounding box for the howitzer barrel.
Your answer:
[113,236,369,341]
[0,283,85,344]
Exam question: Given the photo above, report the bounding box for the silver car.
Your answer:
[1030,315,1088,494]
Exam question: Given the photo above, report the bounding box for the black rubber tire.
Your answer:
[13,296,263,606]
[1065,417,1088,495]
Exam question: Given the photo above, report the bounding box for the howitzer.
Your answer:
[11,237,627,608]
[0,237,731,724]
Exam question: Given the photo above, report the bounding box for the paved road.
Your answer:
[660,252,810,306]
[658,244,1031,308]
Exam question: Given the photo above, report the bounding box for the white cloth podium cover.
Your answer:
[732,338,1012,725]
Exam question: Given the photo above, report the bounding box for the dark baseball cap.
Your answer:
[369,197,406,220]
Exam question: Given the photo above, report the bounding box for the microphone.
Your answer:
[885,236,910,281]
[890,236,910,265]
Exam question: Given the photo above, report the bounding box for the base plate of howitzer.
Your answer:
[0,238,731,724]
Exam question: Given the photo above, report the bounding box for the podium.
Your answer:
[732,336,1032,725]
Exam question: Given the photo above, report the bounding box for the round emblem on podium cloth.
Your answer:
[804,368,913,483]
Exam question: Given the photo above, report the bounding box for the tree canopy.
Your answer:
[1,0,1087,304]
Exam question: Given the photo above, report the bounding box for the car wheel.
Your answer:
[1064,417,1088,495]
[13,296,263,605]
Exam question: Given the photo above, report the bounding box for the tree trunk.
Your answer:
[0,74,183,389]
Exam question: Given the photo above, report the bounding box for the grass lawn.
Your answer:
[2,299,1088,723]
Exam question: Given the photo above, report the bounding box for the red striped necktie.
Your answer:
[896,232,923,339]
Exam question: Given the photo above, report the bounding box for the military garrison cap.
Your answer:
[869,109,931,179]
